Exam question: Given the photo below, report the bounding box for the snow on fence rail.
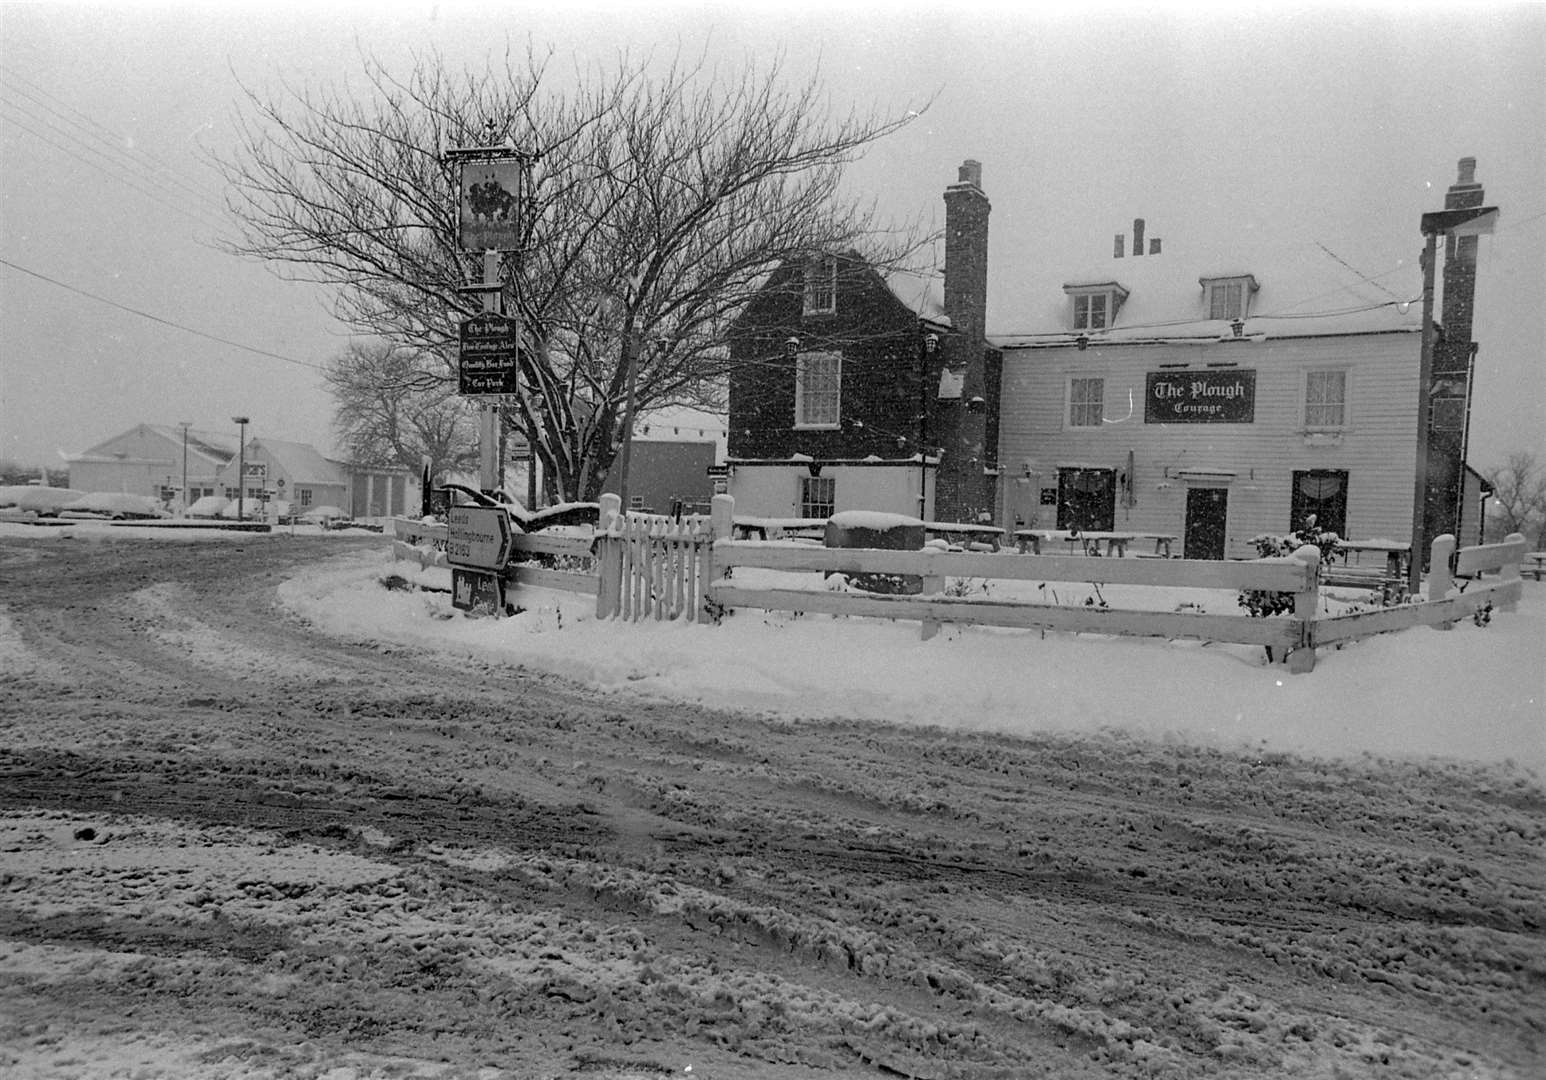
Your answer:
[390,495,1526,675]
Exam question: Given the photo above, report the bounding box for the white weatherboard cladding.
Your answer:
[729,464,928,520]
[997,334,1420,557]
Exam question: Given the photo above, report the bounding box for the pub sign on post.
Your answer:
[459,313,522,396]
[456,157,524,252]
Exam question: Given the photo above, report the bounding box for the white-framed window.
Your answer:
[1074,293,1109,330]
[1200,274,1258,321]
[1069,376,1104,427]
[802,256,837,316]
[1063,282,1128,331]
[1304,369,1347,429]
[800,475,835,519]
[795,350,841,428]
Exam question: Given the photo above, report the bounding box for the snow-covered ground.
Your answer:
[303,537,1541,777]
[5,518,1540,773]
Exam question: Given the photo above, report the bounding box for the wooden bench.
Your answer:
[1525,552,1546,581]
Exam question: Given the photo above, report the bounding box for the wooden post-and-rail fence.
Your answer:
[391,493,1528,674]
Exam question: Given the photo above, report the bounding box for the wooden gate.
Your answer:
[596,513,715,622]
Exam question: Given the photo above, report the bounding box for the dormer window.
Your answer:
[1062,281,1129,331]
[802,256,837,316]
[1200,274,1258,321]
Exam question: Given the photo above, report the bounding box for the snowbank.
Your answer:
[279,547,1545,774]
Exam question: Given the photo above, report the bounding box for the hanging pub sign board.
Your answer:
[451,155,525,252]
[459,312,522,396]
[1144,369,1257,424]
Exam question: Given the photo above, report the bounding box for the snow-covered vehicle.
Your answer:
[298,504,347,527]
[10,486,89,516]
[185,495,230,519]
[58,492,169,520]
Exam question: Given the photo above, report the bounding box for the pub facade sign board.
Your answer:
[1144,369,1256,424]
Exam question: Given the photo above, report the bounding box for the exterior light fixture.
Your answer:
[1230,318,1245,338]
[1075,334,1089,351]
[924,332,939,354]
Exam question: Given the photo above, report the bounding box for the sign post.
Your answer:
[445,139,532,499]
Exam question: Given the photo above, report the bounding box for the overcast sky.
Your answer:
[1,1,1541,473]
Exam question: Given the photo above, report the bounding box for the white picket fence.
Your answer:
[391,493,1527,674]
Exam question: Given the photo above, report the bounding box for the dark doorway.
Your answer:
[1057,468,1115,531]
[1184,487,1229,559]
[1290,469,1348,536]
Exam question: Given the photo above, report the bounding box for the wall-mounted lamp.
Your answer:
[785,336,800,355]
[967,395,986,414]
[1230,318,1245,338]
[924,332,939,354]
[1075,334,1090,351]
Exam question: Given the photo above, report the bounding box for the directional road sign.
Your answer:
[445,504,514,570]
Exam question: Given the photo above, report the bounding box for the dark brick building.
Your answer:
[724,160,1000,523]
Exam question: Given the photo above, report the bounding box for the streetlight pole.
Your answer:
[231,416,249,522]
[179,421,191,516]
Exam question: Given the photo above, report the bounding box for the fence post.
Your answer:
[920,547,944,641]
[595,493,623,619]
[1427,534,1456,629]
[1288,543,1320,674]
[1500,532,1525,612]
[703,494,734,624]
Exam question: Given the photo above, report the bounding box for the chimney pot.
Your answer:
[958,159,982,188]
[1456,157,1476,185]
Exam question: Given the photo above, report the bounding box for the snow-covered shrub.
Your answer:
[1236,518,1340,618]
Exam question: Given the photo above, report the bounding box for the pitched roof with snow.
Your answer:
[882,266,949,326]
[245,437,348,484]
[990,232,1423,350]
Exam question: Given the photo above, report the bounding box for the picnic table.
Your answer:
[1523,551,1545,581]
[1014,529,1176,558]
[924,521,1005,551]
[1324,538,1411,603]
[731,516,828,541]
[1330,538,1411,579]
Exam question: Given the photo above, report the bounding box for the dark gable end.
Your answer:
[727,253,929,463]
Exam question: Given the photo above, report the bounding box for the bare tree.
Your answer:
[1485,451,1546,548]
[217,44,930,501]
[325,339,479,481]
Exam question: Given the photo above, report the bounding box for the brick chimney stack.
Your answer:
[1441,156,1484,344]
[935,159,995,525]
[944,159,990,355]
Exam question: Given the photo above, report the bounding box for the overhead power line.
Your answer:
[0,67,229,219]
[0,255,329,374]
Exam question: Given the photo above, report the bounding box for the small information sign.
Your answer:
[459,313,522,396]
[451,568,504,616]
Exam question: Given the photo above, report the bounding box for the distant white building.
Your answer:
[63,424,235,506]
[64,423,419,520]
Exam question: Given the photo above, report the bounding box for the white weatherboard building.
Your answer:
[990,173,1490,560]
